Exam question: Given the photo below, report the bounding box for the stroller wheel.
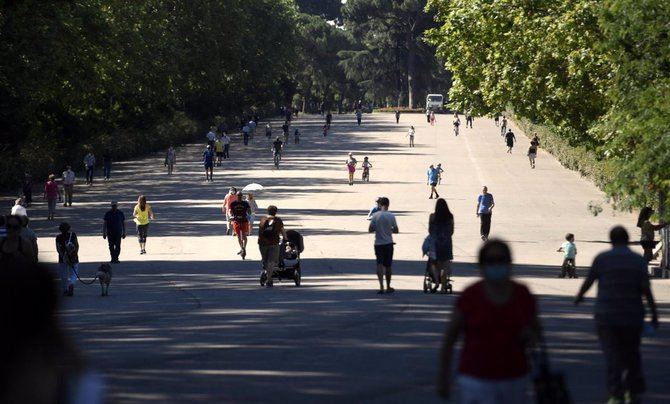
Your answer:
[260,271,267,287]
[293,270,301,286]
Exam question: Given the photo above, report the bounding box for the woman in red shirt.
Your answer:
[43,174,61,221]
[438,240,542,403]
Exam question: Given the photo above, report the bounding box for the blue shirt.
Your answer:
[477,193,494,214]
[427,168,439,183]
[203,150,214,164]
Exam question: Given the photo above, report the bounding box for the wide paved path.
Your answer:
[7,113,670,403]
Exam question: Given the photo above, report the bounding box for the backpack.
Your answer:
[262,217,276,238]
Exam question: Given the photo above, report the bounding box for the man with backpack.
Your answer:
[258,205,287,288]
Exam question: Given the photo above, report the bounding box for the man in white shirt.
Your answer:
[62,165,76,206]
[222,133,231,159]
[206,126,217,149]
[368,197,399,294]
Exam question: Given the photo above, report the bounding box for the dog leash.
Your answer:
[71,265,99,285]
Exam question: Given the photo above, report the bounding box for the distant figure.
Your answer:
[527,141,538,168]
[501,116,508,135]
[326,111,333,127]
[575,226,659,404]
[242,123,250,145]
[505,129,516,153]
[430,111,436,126]
[557,233,577,278]
[395,110,400,124]
[356,109,362,126]
[438,240,541,402]
[165,146,176,175]
[103,200,126,264]
[55,222,78,297]
[265,123,272,138]
[43,174,61,221]
[465,111,473,128]
[214,136,224,166]
[133,195,154,255]
[206,126,217,149]
[426,109,431,123]
[436,163,445,184]
[203,145,214,182]
[294,128,300,144]
[476,186,495,241]
[102,152,112,180]
[407,126,415,147]
[21,171,33,207]
[494,113,500,127]
[368,197,399,294]
[83,152,96,185]
[346,152,357,186]
[428,198,455,293]
[636,206,667,263]
[62,165,75,207]
[222,133,231,159]
[427,165,440,199]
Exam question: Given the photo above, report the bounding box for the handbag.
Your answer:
[533,338,571,404]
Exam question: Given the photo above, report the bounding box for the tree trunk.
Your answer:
[406,32,416,109]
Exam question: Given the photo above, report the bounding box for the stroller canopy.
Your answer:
[286,230,304,253]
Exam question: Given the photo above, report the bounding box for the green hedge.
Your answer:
[512,116,614,191]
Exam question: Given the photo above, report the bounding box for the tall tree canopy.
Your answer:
[427,0,670,215]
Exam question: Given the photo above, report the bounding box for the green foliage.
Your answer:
[0,0,299,189]
[341,0,450,108]
[427,0,670,217]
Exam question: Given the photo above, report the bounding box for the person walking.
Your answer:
[368,197,398,294]
[62,165,75,207]
[21,171,33,207]
[55,222,78,297]
[531,132,540,147]
[436,163,445,185]
[501,115,508,135]
[203,145,214,182]
[429,198,455,293]
[326,111,333,128]
[407,126,415,147]
[494,113,500,127]
[294,128,300,144]
[505,129,516,153]
[242,123,250,145]
[426,108,431,123]
[356,109,362,126]
[636,207,667,263]
[246,193,259,233]
[346,153,357,186]
[165,146,176,175]
[438,240,541,403]
[575,226,659,404]
[19,216,38,261]
[214,137,224,166]
[83,152,96,185]
[206,126,217,149]
[427,165,440,199]
[453,114,461,136]
[103,201,126,264]
[258,205,288,288]
[43,174,61,221]
[395,110,400,124]
[476,186,495,241]
[222,187,237,235]
[230,192,251,260]
[430,111,436,126]
[133,195,154,255]
[466,111,473,128]
[0,215,36,265]
[265,123,272,139]
[102,152,112,180]
[222,133,231,159]
[282,121,290,141]
[527,141,538,168]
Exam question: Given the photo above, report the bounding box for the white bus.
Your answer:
[426,94,444,112]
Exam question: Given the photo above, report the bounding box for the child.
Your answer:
[557,233,577,278]
[362,156,372,181]
[294,129,300,144]
[436,163,445,184]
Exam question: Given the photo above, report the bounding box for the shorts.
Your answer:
[430,182,437,187]
[347,165,356,174]
[204,162,213,169]
[374,243,394,267]
[216,152,224,157]
[528,153,537,159]
[232,221,250,236]
[137,224,149,243]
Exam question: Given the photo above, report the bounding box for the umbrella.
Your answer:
[242,183,264,192]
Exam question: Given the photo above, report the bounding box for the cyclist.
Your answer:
[272,137,283,168]
[362,157,372,182]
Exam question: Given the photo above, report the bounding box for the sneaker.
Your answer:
[386,287,395,294]
[241,250,246,260]
[377,289,385,294]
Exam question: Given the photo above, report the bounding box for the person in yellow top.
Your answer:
[133,195,155,254]
[214,136,224,166]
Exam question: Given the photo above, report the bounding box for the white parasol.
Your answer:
[242,183,264,192]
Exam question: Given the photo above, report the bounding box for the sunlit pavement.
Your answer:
[9,113,669,403]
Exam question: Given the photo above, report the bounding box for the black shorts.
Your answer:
[216,152,224,157]
[374,243,394,267]
[430,182,437,187]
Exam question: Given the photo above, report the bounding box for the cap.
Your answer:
[111,201,118,206]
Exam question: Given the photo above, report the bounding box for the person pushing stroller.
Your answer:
[258,205,288,288]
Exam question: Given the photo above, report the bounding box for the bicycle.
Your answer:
[362,167,370,182]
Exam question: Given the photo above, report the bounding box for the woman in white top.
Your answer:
[246,193,259,232]
[407,126,416,147]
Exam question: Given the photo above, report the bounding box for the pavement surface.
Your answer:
[5,113,670,403]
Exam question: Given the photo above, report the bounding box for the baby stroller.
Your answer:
[260,230,304,287]
[422,236,453,294]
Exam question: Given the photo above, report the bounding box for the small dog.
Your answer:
[97,264,112,296]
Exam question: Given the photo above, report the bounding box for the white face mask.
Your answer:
[483,265,510,281]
